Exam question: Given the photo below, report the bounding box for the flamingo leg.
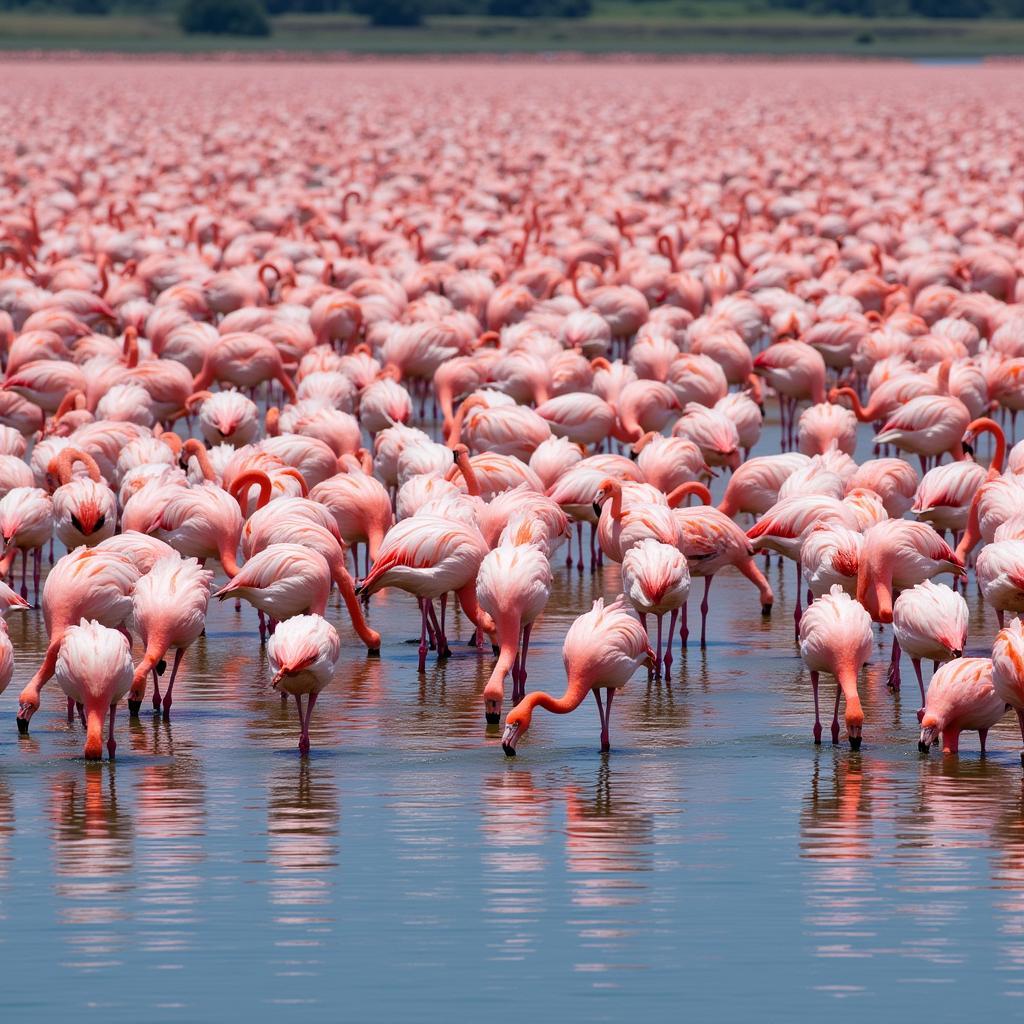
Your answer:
[664,609,677,681]
[33,547,41,606]
[700,576,712,649]
[680,598,689,650]
[294,693,310,755]
[66,696,75,724]
[913,658,926,722]
[106,702,117,759]
[830,684,841,745]
[417,598,429,673]
[592,687,611,752]
[979,727,988,756]
[427,600,449,658]
[655,613,663,679]
[151,666,162,711]
[19,547,27,602]
[811,670,822,744]
[519,623,532,700]
[1015,707,1024,766]
[162,647,186,718]
[794,562,803,639]
[604,688,615,752]
[576,522,585,572]
[439,593,449,654]
[887,634,902,692]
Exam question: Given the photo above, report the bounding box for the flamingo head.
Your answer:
[918,712,940,753]
[501,703,533,756]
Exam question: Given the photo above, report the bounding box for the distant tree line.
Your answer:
[4,0,1024,31]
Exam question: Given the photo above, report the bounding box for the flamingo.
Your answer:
[917,658,1006,756]
[128,554,214,717]
[0,486,53,604]
[621,538,691,680]
[54,620,134,760]
[355,515,494,671]
[476,540,552,723]
[798,584,872,749]
[892,581,967,719]
[501,596,653,755]
[267,614,341,755]
[991,618,1024,764]
[16,547,139,732]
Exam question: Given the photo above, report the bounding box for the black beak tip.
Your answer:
[156,660,167,676]
[761,603,773,616]
[502,743,516,757]
[849,736,862,752]
[918,740,929,753]
[127,699,142,717]
[16,717,28,735]
[592,503,602,518]
[485,712,501,725]
[367,647,381,658]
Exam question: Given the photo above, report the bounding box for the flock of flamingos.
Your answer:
[3,64,1024,766]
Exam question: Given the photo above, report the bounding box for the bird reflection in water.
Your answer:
[50,765,134,969]
[267,759,339,912]
[0,773,12,886]
[480,769,553,963]
[127,717,207,966]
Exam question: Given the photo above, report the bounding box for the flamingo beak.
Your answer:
[501,722,521,756]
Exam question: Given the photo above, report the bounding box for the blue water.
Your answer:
[1,420,1023,1022]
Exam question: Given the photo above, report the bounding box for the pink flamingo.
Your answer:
[991,618,1024,764]
[54,620,134,760]
[918,658,1005,756]
[268,614,341,755]
[0,485,53,604]
[501,596,653,755]
[476,540,552,723]
[621,538,691,680]
[798,584,872,749]
[355,514,494,671]
[128,554,214,717]
[892,580,967,719]
[50,448,116,549]
[17,547,139,732]
[669,483,774,647]
[752,342,826,451]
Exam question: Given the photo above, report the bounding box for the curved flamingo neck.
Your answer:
[631,431,658,455]
[603,479,624,520]
[447,396,487,446]
[936,359,952,396]
[831,387,873,422]
[123,326,139,368]
[453,447,481,497]
[53,389,86,422]
[667,482,712,508]
[230,470,273,511]
[55,447,101,485]
[968,417,1005,476]
[265,407,281,437]
[525,685,588,718]
[182,439,216,482]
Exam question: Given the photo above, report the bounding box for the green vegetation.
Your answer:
[179,0,270,34]
[2,0,1024,53]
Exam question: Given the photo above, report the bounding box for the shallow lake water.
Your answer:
[1,414,1023,1022]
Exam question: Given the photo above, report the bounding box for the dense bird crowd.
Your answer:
[2,62,1024,761]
